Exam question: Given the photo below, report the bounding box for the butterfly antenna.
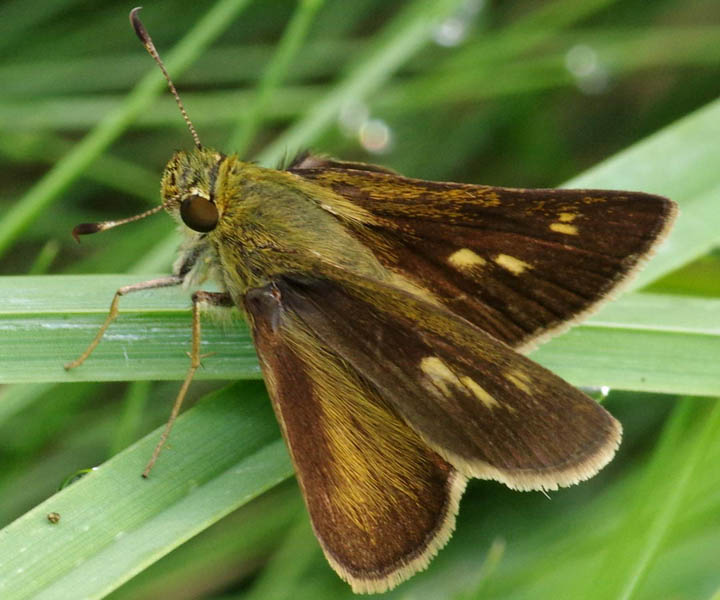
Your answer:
[71,203,168,243]
[130,7,202,149]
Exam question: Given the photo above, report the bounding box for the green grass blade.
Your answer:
[105,482,304,600]
[0,276,718,395]
[242,511,319,600]
[591,397,720,599]
[108,381,151,456]
[0,382,291,600]
[0,275,720,395]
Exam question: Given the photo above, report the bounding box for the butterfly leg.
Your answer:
[65,241,212,371]
[64,276,184,370]
[142,290,233,477]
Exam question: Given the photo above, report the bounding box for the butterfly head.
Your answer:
[161,147,227,234]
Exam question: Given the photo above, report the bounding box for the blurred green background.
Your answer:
[1,0,719,599]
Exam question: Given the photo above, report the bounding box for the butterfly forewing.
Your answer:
[290,164,676,350]
[244,285,466,594]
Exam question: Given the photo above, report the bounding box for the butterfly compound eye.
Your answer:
[180,194,218,232]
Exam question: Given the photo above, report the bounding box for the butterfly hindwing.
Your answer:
[260,272,621,492]
[290,162,676,350]
[244,284,466,594]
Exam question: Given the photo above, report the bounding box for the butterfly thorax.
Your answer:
[161,148,390,302]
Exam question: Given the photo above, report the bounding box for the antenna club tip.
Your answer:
[129,7,147,42]
[72,223,102,243]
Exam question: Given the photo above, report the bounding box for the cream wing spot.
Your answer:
[505,371,531,394]
[494,254,532,275]
[459,377,500,410]
[420,358,500,411]
[448,248,486,272]
[558,212,577,222]
[420,357,459,395]
[550,223,579,235]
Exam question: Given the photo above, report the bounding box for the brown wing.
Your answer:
[265,273,621,493]
[244,285,466,594]
[290,163,676,350]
